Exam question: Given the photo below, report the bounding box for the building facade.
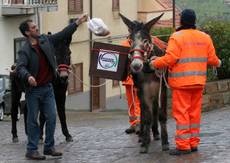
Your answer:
[0,0,177,111]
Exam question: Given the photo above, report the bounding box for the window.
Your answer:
[68,0,83,14]
[68,63,83,94]
[14,37,26,62]
[112,0,119,11]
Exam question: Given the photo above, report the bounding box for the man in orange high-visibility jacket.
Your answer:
[121,39,141,134]
[150,9,221,155]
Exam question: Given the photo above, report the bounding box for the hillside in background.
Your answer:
[176,0,230,25]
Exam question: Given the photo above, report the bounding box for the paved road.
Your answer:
[0,106,230,163]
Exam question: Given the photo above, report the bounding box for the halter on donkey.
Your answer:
[120,13,169,153]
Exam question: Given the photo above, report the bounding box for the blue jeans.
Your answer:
[25,83,56,152]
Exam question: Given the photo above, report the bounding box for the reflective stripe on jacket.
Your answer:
[153,29,220,89]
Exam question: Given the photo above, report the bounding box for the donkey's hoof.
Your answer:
[162,144,170,151]
[138,137,143,143]
[12,136,19,143]
[66,135,73,142]
[135,124,141,135]
[154,135,160,140]
[140,146,149,154]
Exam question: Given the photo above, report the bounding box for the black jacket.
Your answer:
[16,23,78,89]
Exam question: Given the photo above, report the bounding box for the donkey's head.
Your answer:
[55,36,72,83]
[119,13,163,73]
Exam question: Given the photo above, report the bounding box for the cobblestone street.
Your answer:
[0,106,230,163]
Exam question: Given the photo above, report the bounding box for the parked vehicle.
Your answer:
[0,74,23,121]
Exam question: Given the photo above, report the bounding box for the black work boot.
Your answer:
[135,124,141,135]
[125,125,136,134]
[25,151,46,160]
[169,148,191,155]
[191,147,198,152]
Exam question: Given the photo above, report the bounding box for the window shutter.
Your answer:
[68,69,75,94]
[112,0,119,11]
[68,63,83,94]
[74,63,83,92]
[68,0,83,14]
[11,0,24,4]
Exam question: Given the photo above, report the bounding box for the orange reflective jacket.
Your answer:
[121,39,133,85]
[153,29,220,89]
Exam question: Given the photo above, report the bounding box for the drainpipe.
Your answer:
[89,0,93,111]
[172,0,175,30]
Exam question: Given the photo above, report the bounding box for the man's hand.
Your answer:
[28,76,37,87]
[149,56,158,70]
[217,59,222,68]
[76,13,88,25]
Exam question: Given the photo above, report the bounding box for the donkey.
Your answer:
[39,35,73,142]
[10,36,73,142]
[120,13,169,153]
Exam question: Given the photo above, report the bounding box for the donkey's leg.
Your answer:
[140,106,152,153]
[11,86,22,142]
[138,90,153,154]
[159,87,169,151]
[54,83,73,142]
[39,111,46,142]
[136,89,144,143]
[152,101,160,140]
[138,102,144,143]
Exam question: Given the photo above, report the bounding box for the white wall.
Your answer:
[0,11,33,75]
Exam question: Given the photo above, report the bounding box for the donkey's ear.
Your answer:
[119,13,136,31]
[144,13,164,32]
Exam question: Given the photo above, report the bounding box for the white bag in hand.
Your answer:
[87,18,110,36]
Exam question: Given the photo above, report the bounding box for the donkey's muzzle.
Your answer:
[130,59,143,73]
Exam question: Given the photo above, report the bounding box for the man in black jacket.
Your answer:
[16,13,88,160]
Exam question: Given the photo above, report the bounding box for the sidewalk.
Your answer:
[0,106,230,163]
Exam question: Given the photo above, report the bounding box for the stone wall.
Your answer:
[167,79,230,112]
[203,79,230,111]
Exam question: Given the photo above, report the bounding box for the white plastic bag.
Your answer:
[87,18,110,36]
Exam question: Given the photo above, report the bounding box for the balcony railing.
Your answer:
[1,0,57,6]
[1,0,58,16]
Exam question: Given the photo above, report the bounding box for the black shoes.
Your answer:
[25,151,46,160]
[125,125,136,134]
[135,124,141,135]
[169,148,191,155]
[44,148,63,156]
[191,147,198,152]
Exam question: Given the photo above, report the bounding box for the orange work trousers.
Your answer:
[124,85,141,126]
[172,88,203,150]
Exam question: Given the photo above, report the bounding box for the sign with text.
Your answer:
[89,42,130,81]
[97,50,119,72]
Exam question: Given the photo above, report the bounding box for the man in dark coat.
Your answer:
[16,13,88,160]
